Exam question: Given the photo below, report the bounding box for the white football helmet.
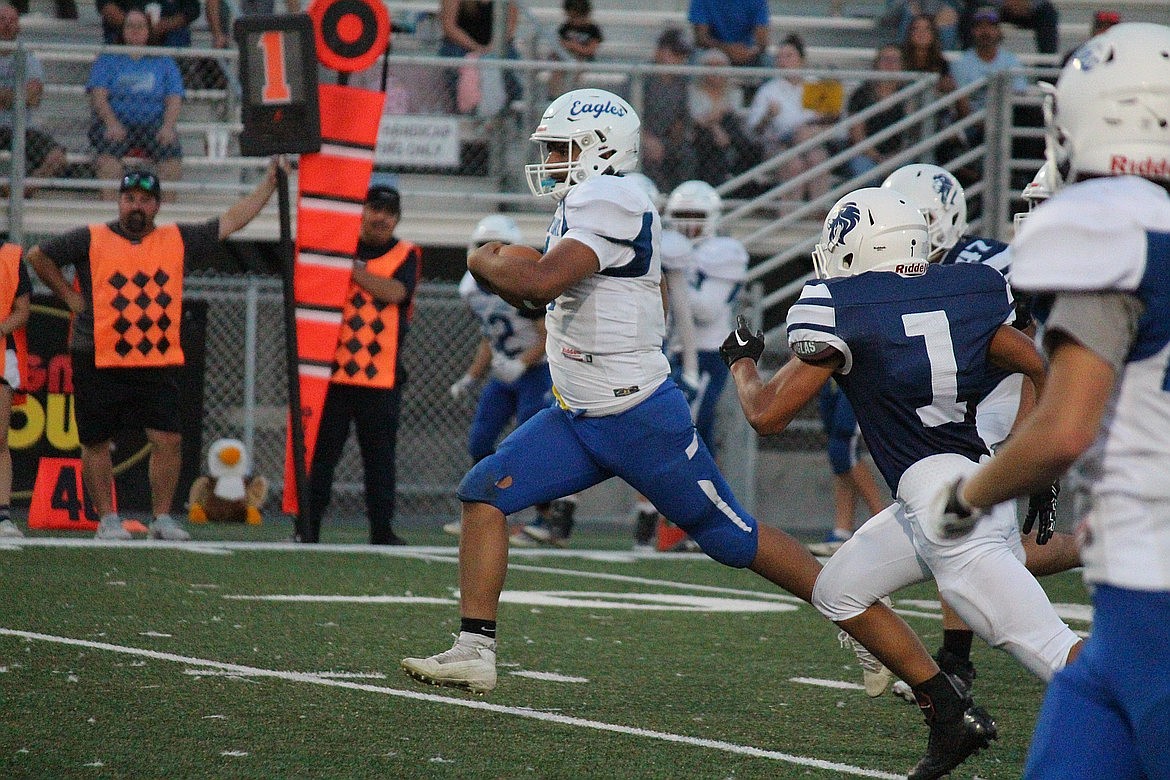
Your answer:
[1013,160,1062,231]
[880,164,967,260]
[469,214,523,254]
[1050,23,1170,183]
[812,188,930,279]
[665,180,722,238]
[525,88,641,199]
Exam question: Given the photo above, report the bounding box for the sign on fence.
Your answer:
[375,116,460,168]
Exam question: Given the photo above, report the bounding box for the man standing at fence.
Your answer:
[25,159,284,540]
[299,183,422,545]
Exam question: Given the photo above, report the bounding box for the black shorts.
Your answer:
[71,352,182,445]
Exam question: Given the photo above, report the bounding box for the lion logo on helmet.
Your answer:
[932,173,956,206]
[826,202,862,248]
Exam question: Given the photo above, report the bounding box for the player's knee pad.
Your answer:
[681,497,758,569]
[811,567,875,622]
[457,455,506,507]
[826,436,855,475]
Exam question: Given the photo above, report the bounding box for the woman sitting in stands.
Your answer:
[745,34,835,205]
[688,48,761,189]
[901,13,970,164]
[86,9,183,199]
[844,44,908,183]
[438,0,519,113]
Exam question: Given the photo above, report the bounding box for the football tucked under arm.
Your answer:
[471,243,549,313]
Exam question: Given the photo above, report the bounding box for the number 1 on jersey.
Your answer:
[903,310,968,427]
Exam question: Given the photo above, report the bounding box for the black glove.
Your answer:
[720,315,765,368]
[1022,481,1060,545]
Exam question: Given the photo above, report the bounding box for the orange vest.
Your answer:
[330,241,418,389]
[88,224,186,368]
[0,243,24,382]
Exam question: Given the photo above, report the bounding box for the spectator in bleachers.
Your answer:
[901,13,971,165]
[10,0,77,19]
[951,6,1027,114]
[0,3,67,189]
[958,0,1059,55]
[880,0,960,50]
[745,34,834,205]
[438,0,519,112]
[97,0,200,48]
[843,45,907,183]
[688,0,770,68]
[688,48,760,188]
[87,10,184,198]
[207,0,299,49]
[547,0,603,98]
[641,28,696,194]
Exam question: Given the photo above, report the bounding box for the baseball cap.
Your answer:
[972,6,1001,24]
[366,184,400,212]
[1092,10,1120,27]
[119,169,161,199]
[656,28,692,57]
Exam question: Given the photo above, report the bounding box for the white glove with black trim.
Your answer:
[929,477,985,539]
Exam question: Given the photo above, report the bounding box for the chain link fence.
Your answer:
[189,275,779,525]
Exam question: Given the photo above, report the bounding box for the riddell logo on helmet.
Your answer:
[1110,156,1170,178]
[895,261,928,276]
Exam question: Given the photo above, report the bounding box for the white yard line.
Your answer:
[0,628,901,779]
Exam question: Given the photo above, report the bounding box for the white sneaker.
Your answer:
[442,520,462,537]
[0,519,23,538]
[838,629,894,697]
[95,515,132,540]
[149,514,191,541]
[401,632,497,693]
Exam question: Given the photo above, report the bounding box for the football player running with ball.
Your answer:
[402,88,996,780]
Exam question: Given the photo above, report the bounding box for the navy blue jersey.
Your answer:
[940,234,1012,274]
[787,263,1014,493]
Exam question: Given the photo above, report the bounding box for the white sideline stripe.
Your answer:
[184,669,389,680]
[0,629,901,780]
[509,670,589,683]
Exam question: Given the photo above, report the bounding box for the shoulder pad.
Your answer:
[693,236,749,281]
[660,230,694,272]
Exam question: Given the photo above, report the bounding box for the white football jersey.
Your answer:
[1012,176,1170,591]
[689,236,748,351]
[458,271,544,363]
[543,175,669,415]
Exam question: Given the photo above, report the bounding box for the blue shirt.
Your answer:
[787,263,1013,491]
[951,48,1028,111]
[86,53,184,126]
[687,0,769,47]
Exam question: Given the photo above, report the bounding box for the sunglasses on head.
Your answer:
[121,172,160,192]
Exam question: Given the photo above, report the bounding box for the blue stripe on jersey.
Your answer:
[1130,231,1170,367]
[816,264,1010,492]
[598,212,655,278]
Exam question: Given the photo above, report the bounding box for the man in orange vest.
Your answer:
[26,160,284,540]
[300,183,422,545]
[0,239,29,539]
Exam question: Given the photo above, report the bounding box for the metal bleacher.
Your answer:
[4,0,1166,254]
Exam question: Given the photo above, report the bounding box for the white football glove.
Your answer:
[448,374,476,401]
[929,477,985,539]
[490,354,526,384]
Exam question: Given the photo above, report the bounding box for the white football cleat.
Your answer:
[401,632,497,693]
[838,629,894,697]
[95,515,133,541]
[0,519,23,538]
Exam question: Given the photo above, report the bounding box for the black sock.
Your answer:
[942,629,974,661]
[461,618,496,639]
[912,672,963,723]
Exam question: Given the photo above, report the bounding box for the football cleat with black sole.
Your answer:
[908,703,998,780]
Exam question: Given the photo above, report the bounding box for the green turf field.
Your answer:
[0,523,1090,779]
